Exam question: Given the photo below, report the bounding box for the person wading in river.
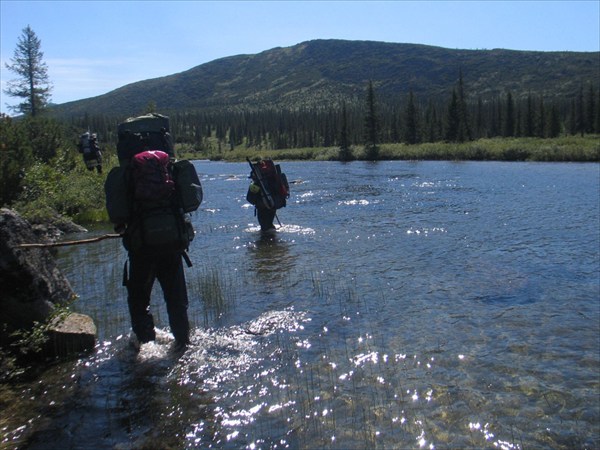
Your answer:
[246,158,290,233]
[105,114,201,353]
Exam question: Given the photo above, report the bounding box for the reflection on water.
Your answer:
[247,233,294,286]
[4,161,599,449]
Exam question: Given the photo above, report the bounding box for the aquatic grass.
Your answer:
[188,265,238,328]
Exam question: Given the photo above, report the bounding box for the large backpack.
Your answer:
[246,159,289,210]
[104,114,202,254]
[117,113,174,165]
[78,132,91,154]
[78,131,101,169]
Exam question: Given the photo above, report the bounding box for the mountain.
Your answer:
[49,39,599,118]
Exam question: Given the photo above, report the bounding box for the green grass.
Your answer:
[179,135,600,163]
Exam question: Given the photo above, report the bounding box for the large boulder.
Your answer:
[0,208,95,356]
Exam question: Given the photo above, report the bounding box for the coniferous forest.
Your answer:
[2,38,598,224]
[69,79,599,158]
[52,40,597,159]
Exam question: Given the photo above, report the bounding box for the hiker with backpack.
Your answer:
[77,131,103,173]
[104,113,203,352]
[246,158,289,233]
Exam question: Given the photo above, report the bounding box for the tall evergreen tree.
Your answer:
[363,80,380,160]
[503,91,515,137]
[338,103,353,161]
[456,69,472,142]
[536,98,546,138]
[586,83,596,134]
[548,103,562,138]
[475,97,485,139]
[576,85,585,136]
[445,71,472,142]
[523,93,535,137]
[445,89,460,142]
[403,91,420,144]
[4,26,52,117]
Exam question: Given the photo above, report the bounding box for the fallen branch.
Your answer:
[16,233,121,249]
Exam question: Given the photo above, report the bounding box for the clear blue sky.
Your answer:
[1,1,599,115]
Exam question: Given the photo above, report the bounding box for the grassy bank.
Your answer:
[180,135,600,162]
[8,136,598,230]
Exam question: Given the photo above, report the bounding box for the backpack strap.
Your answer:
[182,250,192,268]
[122,259,129,287]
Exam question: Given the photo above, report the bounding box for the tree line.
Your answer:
[3,25,598,160]
[1,25,598,214]
[72,74,599,158]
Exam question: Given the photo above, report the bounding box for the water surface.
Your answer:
[4,161,599,449]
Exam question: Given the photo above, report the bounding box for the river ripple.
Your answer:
[5,161,598,450]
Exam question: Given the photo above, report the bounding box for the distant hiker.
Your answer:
[246,158,289,233]
[77,131,103,173]
[104,113,203,352]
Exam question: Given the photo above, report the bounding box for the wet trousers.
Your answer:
[256,207,276,231]
[126,250,190,344]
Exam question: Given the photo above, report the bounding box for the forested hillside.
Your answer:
[50,39,599,152]
[51,39,598,116]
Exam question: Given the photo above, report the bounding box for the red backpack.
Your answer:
[131,150,175,202]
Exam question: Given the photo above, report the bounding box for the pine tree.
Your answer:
[576,85,585,136]
[523,93,535,137]
[445,89,460,142]
[403,91,420,144]
[456,70,472,142]
[548,103,562,138]
[338,103,353,161]
[503,91,515,137]
[445,71,472,143]
[363,81,380,160]
[586,83,596,134]
[4,26,52,117]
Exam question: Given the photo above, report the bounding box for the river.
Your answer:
[3,160,599,449]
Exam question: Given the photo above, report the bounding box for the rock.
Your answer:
[30,214,88,242]
[46,313,97,356]
[0,208,96,357]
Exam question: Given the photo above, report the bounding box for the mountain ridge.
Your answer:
[49,39,600,118]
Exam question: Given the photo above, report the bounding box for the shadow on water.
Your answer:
[246,229,295,287]
[21,331,214,449]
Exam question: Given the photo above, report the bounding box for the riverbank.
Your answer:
[181,135,600,162]
[5,135,599,231]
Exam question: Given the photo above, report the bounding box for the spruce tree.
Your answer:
[576,85,585,136]
[503,91,515,137]
[363,81,380,160]
[338,103,353,161]
[586,83,596,134]
[548,103,561,138]
[456,70,472,142]
[403,91,420,144]
[4,26,52,117]
[445,89,460,142]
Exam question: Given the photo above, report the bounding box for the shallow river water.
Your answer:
[3,160,599,449]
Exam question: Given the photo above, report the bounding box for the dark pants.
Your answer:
[257,207,276,231]
[126,250,190,344]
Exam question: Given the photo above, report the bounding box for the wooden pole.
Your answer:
[16,233,121,249]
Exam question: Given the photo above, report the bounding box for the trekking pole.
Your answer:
[15,233,121,249]
[246,158,275,209]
